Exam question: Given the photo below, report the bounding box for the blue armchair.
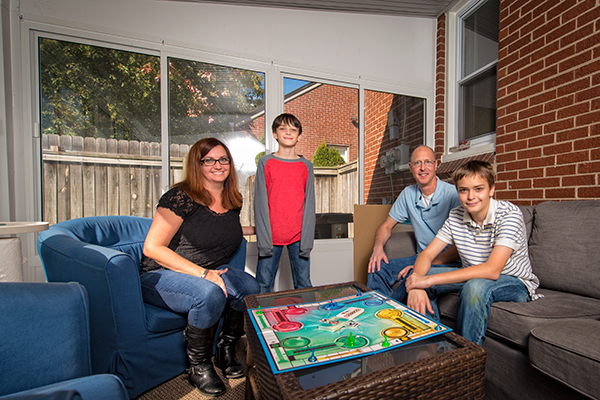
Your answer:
[0,282,128,400]
[37,216,247,398]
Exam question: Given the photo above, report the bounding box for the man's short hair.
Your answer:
[272,113,302,135]
[453,160,495,188]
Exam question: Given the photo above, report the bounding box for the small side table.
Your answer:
[0,222,49,282]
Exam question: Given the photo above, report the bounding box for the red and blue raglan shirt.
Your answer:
[254,153,315,258]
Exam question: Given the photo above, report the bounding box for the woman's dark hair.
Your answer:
[175,137,242,209]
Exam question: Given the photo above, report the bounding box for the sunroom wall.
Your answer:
[2,0,438,222]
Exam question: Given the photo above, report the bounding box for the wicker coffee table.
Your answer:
[244,282,486,400]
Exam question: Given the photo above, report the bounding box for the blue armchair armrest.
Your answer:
[0,282,127,400]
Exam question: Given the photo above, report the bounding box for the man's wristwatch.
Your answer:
[199,269,209,279]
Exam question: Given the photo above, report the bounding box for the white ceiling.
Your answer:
[168,0,457,18]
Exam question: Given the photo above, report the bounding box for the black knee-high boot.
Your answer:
[185,323,226,397]
[215,306,246,379]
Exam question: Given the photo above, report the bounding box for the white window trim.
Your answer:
[442,0,497,163]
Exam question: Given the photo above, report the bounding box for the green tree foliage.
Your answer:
[312,141,345,167]
[39,38,265,144]
[168,58,264,144]
[40,38,161,141]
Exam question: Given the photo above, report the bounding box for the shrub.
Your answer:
[312,141,345,167]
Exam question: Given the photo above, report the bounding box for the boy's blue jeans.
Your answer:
[140,266,260,329]
[419,266,530,345]
[366,254,460,302]
[256,240,311,293]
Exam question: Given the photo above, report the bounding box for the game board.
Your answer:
[247,290,451,374]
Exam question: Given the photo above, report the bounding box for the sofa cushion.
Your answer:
[439,288,600,347]
[529,319,600,399]
[528,200,600,299]
[516,205,534,239]
[383,231,417,260]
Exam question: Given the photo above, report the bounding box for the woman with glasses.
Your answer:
[140,137,259,397]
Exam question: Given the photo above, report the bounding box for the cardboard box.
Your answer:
[353,204,392,285]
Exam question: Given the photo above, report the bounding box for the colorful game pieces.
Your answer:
[256,306,263,315]
[382,334,390,347]
[308,349,317,362]
[356,289,361,297]
[322,298,343,311]
[347,332,356,347]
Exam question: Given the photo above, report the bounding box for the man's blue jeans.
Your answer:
[421,266,530,345]
[256,240,311,293]
[140,266,259,329]
[366,254,460,302]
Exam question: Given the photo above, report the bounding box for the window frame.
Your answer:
[443,0,498,163]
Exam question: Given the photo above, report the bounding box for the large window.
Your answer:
[39,37,265,224]
[364,90,426,205]
[39,37,161,223]
[458,0,499,143]
[168,58,265,226]
[282,77,359,238]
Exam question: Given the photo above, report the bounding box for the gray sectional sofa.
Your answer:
[381,200,600,400]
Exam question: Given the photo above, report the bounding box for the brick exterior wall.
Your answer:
[433,0,600,205]
[495,0,600,204]
[435,15,448,159]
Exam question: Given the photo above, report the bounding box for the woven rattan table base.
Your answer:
[244,282,486,400]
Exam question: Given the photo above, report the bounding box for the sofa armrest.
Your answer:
[382,231,417,260]
[0,282,91,396]
[37,232,148,375]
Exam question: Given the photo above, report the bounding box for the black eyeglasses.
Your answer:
[200,157,230,166]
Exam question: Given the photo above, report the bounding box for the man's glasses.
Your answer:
[200,157,230,166]
[410,160,436,168]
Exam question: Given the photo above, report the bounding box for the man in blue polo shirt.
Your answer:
[367,145,461,302]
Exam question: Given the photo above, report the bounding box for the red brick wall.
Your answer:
[435,15,447,159]
[496,0,600,204]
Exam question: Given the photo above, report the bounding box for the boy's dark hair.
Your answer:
[272,113,302,135]
[453,160,495,188]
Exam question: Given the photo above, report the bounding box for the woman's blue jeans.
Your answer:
[421,266,530,345]
[256,241,311,293]
[140,265,259,329]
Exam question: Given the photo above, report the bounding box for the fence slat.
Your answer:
[42,135,358,224]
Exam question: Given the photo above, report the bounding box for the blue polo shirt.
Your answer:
[389,177,461,253]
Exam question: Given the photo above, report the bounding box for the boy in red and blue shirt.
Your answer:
[254,113,315,293]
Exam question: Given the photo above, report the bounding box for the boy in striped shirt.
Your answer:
[405,160,540,345]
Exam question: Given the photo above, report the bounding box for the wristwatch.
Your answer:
[200,269,209,279]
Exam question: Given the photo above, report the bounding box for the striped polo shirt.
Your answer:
[436,199,541,300]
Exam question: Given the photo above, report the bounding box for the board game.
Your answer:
[247,290,451,374]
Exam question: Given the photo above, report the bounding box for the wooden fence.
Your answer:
[42,135,358,226]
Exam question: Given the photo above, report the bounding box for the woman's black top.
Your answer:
[140,186,243,274]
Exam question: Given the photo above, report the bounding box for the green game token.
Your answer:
[382,334,390,347]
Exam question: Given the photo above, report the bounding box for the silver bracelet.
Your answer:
[199,269,209,279]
